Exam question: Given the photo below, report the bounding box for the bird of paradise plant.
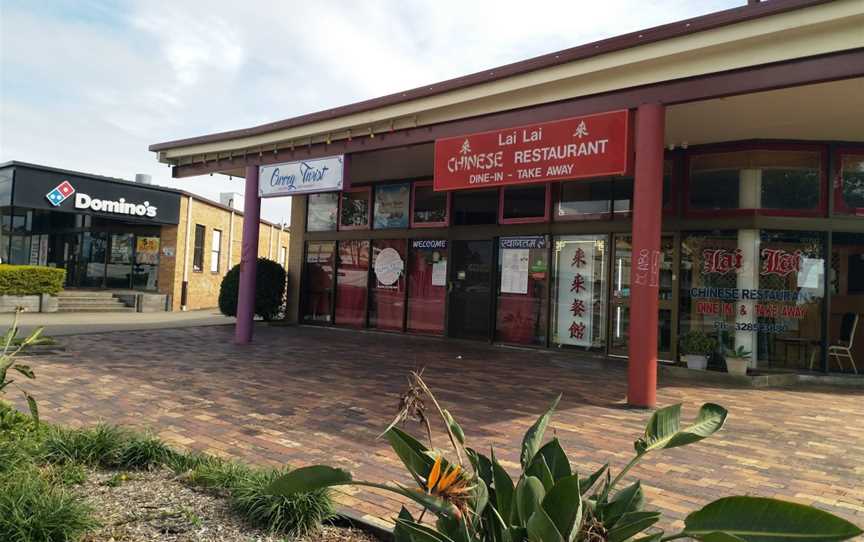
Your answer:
[268,371,862,542]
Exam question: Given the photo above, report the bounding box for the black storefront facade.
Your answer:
[0,162,181,291]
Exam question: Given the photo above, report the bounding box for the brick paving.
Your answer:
[16,324,864,533]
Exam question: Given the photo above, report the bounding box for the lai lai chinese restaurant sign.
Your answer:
[433,110,630,191]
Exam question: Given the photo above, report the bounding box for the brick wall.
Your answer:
[159,196,289,311]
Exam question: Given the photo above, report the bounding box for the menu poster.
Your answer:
[431,260,447,287]
[136,236,161,265]
[501,248,530,294]
[555,241,595,347]
[374,184,410,229]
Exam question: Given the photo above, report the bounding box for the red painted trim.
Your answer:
[832,146,864,217]
[410,180,451,228]
[170,49,864,179]
[682,141,828,219]
[151,0,832,153]
[498,184,551,224]
[337,186,372,231]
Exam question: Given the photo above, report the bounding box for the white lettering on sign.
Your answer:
[75,192,157,218]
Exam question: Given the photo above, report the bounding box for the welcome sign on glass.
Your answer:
[258,155,344,197]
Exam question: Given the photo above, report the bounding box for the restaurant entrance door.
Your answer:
[448,240,494,340]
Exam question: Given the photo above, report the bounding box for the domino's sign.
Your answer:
[259,155,344,198]
[46,180,158,218]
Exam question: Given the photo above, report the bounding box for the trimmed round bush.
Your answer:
[218,258,287,321]
[0,265,66,295]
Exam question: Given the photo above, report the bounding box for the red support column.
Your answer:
[627,103,665,408]
[234,165,261,344]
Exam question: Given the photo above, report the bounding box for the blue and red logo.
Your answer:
[46,180,75,206]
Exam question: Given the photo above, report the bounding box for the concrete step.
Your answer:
[56,305,136,313]
[56,297,128,304]
[58,290,117,297]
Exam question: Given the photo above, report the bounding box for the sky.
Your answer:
[0,0,741,224]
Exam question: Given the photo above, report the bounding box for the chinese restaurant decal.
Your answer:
[555,239,596,347]
[433,110,630,191]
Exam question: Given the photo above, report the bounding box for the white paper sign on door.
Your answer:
[555,241,595,347]
[501,248,529,294]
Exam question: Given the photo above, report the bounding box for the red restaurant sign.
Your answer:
[433,110,630,191]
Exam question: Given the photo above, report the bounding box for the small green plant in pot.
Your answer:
[267,371,861,542]
[724,345,752,376]
[678,331,716,370]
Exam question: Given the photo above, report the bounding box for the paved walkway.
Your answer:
[2,309,233,336]
[15,324,864,532]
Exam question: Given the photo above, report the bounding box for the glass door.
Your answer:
[106,233,133,288]
[79,232,107,288]
[609,234,676,359]
[448,240,494,340]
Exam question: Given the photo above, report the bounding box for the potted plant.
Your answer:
[724,345,752,376]
[679,330,716,370]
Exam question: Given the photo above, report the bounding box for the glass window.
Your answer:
[679,230,825,371]
[452,188,498,225]
[210,229,222,273]
[613,177,634,217]
[689,149,821,212]
[192,224,205,272]
[556,180,612,220]
[836,153,864,215]
[374,183,410,229]
[830,233,864,373]
[551,235,608,351]
[339,188,371,230]
[496,236,548,345]
[369,240,406,331]
[334,240,369,327]
[307,193,338,232]
[500,185,549,223]
[412,182,449,227]
[303,241,335,323]
[133,236,160,291]
[407,240,447,334]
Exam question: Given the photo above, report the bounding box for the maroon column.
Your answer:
[234,165,261,344]
[627,103,665,408]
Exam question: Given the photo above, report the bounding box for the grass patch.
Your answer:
[175,454,254,491]
[0,469,97,542]
[230,467,334,537]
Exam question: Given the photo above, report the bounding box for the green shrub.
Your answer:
[0,469,97,542]
[41,462,87,486]
[218,258,287,321]
[39,424,127,467]
[230,467,333,537]
[0,265,66,296]
[178,454,254,491]
[115,432,175,470]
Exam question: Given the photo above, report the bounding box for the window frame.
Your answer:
[410,180,451,228]
[832,146,864,217]
[192,224,205,273]
[210,228,222,274]
[338,186,373,231]
[552,179,613,222]
[683,142,828,219]
[498,183,551,225]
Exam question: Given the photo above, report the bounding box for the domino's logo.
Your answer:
[46,180,75,206]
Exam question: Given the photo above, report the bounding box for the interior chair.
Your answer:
[825,313,859,374]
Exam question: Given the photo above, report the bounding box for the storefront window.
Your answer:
[369,240,406,331]
[303,241,335,323]
[835,152,864,215]
[500,185,549,223]
[133,235,160,290]
[828,233,862,373]
[373,184,410,229]
[407,240,447,334]
[496,236,548,345]
[307,193,338,232]
[106,233,133,288]
[339,188,371,230]
[334,240,369,327]
[688,149,822,213]
[555,180,611,220]
[411,182,449,227]
[452,188,498,225]
[551,235,608,351]
[612,178,634,217]
[679,230,825,371]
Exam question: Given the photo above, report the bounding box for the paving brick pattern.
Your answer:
[18,325,864,533]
